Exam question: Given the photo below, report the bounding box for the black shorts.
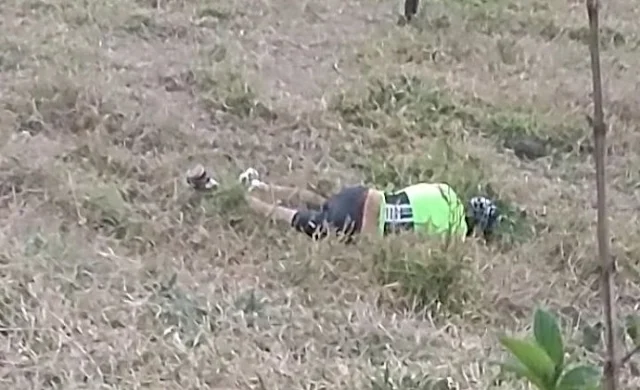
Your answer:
[291,185,369,240]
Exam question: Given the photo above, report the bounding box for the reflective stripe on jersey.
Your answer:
[384,203,413,223]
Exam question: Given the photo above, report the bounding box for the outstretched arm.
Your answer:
[249,181,327,208]
[239,168,326,208]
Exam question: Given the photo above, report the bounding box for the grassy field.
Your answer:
[1,0,640,388]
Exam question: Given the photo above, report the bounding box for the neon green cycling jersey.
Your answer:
[377,182,467,236]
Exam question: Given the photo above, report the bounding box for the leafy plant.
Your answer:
[498,307,601,390]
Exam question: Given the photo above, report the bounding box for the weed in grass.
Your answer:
[371,233,479,316]
[192,61,277,121]
[146,273,218,349]
[371,363,455,390]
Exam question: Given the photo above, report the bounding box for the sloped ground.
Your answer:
[1,0,640,388]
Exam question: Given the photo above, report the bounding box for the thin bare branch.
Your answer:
[620,345,640,367]
[585,0,619,389]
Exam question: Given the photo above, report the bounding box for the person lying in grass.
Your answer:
[186,164,500,242]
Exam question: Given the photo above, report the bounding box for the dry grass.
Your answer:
[1,0,640,388]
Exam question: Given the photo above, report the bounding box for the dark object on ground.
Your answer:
[503,137,549,160]
[405,0,419,21]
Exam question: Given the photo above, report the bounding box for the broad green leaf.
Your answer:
[533,308,564,374]
[557,365,601,390]
[500,336,556,388]
[498,359,546,389]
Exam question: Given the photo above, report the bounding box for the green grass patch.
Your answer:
[405,0,554,38]
[331,73,586,160]
[331,74,473,140]
[371,363,456,390]
[178,177,273,239]
[148,273,216,349]
[191,57,277,122]
[370,233,479,316]
[180,179,247,219]
[486,110,589,159]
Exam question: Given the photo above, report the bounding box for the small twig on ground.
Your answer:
[585,1,619,389]
[620,345,640,367]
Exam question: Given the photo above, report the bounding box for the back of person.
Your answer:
[381,182,467,237]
